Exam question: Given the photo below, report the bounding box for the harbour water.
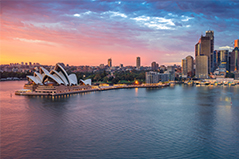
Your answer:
[1,81,239,158]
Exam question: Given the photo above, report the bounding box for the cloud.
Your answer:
[101,11,127,18]
[13,37,58,46]
[132,16,176,30]
[219,46,234,51]
[1,0,239,65]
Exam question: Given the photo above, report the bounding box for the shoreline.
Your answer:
[15,84,170,97]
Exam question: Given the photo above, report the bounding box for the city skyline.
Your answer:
[1,0,239,66]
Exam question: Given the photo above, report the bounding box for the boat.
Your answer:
[170,82,175,87]
[195,81,200,86]
[223,82,228,87]
[218,82,223,86]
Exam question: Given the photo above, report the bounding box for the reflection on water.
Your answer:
[135,88,138,96]
[1,81,239,158]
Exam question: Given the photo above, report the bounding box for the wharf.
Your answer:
[15,84,170,97]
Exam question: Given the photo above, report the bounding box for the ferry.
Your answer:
[194,81,200,87]
[205,82,210,86]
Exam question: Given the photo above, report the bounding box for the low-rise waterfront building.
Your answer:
[145,71,169,84]
[166,66,175,81]
[235,71,239,80]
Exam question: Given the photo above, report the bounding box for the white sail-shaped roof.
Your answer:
[27,63,80,86]
[50,70,69,86]
[54,63,71,85]
[52,74,65,85]
[39,67,50,75]
[69,74,77,85]
[34,72,43,81]
[80,79,91,85]
[27,76,42,85]
[42,74,64,85]
[58,71,69,85]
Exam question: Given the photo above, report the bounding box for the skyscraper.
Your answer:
[200,36,211,72]
[205,30,214,72]
[231,47,239,71]
[151,62,158,70]
[234,39,239,48]
[196,56,208,78]
[136,57,140,68]
[195,41,201,57]
[108,58,112,67]
[195,30,214,75]
[186,55,194,77]
[214,50,229,71]
[205,30,214,54]
[182,59,187,76]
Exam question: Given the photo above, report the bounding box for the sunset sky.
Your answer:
[1,0,239,66]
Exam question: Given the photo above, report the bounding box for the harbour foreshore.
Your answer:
[15,83,170,96]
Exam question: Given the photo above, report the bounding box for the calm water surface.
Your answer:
[1,81,239,158]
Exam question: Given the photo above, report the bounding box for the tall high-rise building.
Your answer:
[230,47,239,71]
[182,59,187,76]
[195,41,201,57]
[167,66,175,81]
[205,30,214,72]
[214,50,229,71]
[108,58,112,67]
[186,55,194,77]
[195,30,214,74]
[151,61,158,70]
[196,56,208,78]
[234,39,239,48]
[205,30,214,53]
[136,57,140,68]
[201,36,211,72]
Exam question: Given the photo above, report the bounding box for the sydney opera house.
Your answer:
[27,63,78,86]
[16,63,92,95]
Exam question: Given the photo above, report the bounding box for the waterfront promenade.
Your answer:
[15,83,171,97]
[15,79,239,97]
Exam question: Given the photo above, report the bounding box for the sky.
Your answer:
[1,0,239,66]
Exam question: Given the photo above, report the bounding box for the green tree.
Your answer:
[94,74,102,81]
[112,77,119,84]
[103,76,108,83]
